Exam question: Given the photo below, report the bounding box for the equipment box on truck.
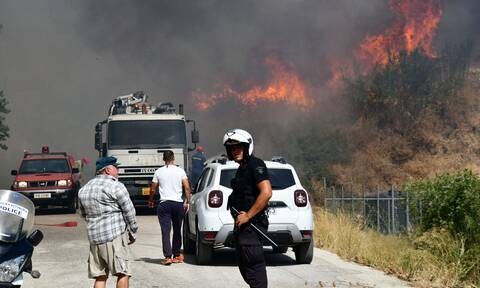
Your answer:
[10,146,81,212]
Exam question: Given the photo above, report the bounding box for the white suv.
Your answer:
[183,156,314,265]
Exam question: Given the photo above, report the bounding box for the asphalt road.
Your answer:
[22,210,410,288]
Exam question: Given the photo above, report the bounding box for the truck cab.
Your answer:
[95,91,199,208]
[10,146,81,212]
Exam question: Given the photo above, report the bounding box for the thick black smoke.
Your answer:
[0,0,478,187]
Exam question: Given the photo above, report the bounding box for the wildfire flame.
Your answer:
[194,55,314,110]
[356,0,442,70]
[329,0,442,86]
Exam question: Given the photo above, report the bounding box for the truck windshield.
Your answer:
[108,120,186,149]
[19,159,70,174]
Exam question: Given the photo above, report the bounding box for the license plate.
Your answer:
[142,187,151,196]
[34,193,51,199]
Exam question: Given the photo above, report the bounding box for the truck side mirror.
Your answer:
[95,123,102,133]
[102,143,107,157]
[191,130,199,144]
[95,132,102,151]
[72,168,80,174]
[11,170,17,176]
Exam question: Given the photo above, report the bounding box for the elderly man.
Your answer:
[79,156,138,288]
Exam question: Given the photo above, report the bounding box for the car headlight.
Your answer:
[57,180,72,187]
[0,254,26,282]
[18,181,28,188]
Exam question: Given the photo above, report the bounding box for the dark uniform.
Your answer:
[229,155,269,288]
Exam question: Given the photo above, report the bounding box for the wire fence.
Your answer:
[322,182,414,234]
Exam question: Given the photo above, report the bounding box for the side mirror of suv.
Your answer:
[72,168,80,174]
[11,170,17,176]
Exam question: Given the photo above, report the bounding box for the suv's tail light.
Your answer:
[301,230,312,238]
[208,190,223,208]
[203,232,217,241]
[294,190,308,207]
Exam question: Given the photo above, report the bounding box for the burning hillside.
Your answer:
[329,0,443,87]
[188,0,478,189]
[356,0,442,70]
[193,53,314,110]
[330,0,477,188]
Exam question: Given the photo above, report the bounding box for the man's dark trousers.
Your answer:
[157,200,184,257]
[235,227,268,288]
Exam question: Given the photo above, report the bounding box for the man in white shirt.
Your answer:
[148,150,191,265]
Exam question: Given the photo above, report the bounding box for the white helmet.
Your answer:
[223,129,254,160]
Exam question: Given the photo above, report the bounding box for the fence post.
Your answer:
[377,186,380,232]
[391,185,395,234]
[351,183,354,216]
[341,185,345,212]
[406,190,411,233]
[362,185,366,226]
[387,196,391,234]
[333,186,336,214]
[323,177,327,208]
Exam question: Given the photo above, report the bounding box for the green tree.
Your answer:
[0,90,10,150]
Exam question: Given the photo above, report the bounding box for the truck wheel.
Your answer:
[183,216,195,254]
[195,226,212,265]
[294,240,313,264]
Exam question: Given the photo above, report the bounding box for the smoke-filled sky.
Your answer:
[0,0,479,187]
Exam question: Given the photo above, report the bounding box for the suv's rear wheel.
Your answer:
[195,226,212,265]
[294,240,313,264]
[183,216,195,254]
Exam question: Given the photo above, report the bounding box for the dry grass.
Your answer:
[312,207,477,287]
[331,68,480,189]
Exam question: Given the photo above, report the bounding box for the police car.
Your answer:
[183,156,314,265]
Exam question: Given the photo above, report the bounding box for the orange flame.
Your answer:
[355,0,442,71]
[194,55,314,110]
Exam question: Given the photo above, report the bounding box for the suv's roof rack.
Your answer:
[205,154,229,165]
[271,156,287,164]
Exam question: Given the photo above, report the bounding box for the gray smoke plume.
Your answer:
[0,0,479,187]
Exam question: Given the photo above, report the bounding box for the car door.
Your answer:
[189,168,211,232]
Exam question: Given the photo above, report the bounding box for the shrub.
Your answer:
[406,170,480,247]
[406,170,480,284]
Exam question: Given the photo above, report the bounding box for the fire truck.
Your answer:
[10,146,81,212]
[94,91,199,208]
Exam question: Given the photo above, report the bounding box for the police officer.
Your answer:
[223,129,272,288]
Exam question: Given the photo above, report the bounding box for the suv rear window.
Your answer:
[220,168,296,190]
[19,159,70,174]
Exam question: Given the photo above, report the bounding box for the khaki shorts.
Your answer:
[88,232,131,278]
